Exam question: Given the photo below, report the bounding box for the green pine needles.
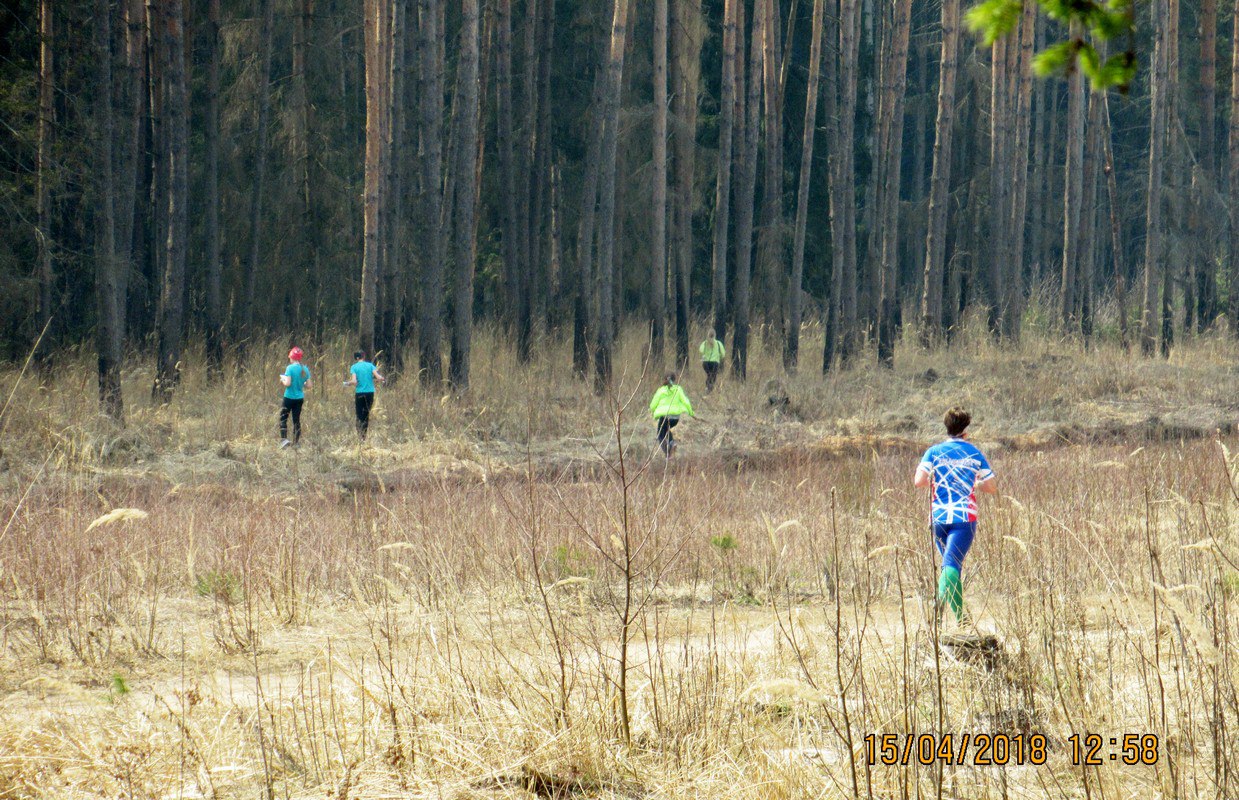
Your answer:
[966,0,1137,91]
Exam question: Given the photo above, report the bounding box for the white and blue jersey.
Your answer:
[916,438,994,524]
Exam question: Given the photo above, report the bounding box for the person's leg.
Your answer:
[937,522,975,623]
[355,393,372,439]
[290,399,303,443]
[279,399,292,442]
[667,416,680,452]
[656,417,671,454]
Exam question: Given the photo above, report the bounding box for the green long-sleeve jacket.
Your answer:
[650,384,694,419]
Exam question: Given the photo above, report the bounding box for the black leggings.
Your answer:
[355,392,375,439]
[656,416,680,453]
[703,361,721,391]
[279,397,304,442]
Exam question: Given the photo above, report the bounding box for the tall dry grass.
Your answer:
[3,316,1239,797]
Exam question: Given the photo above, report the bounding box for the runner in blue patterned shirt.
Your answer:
[913,407,996,626]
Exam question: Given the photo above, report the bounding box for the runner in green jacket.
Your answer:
[650,373,695,456]
[699,332,726,392]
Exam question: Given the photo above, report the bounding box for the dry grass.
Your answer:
[2,322,1239,797]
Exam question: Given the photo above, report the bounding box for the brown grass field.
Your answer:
[3,322,1239,798]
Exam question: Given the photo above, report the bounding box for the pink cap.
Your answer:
[289,347,304,362]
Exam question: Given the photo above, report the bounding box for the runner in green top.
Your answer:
[649,373,695,457]
[699,331,725,392]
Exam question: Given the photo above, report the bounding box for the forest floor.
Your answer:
[2,327,1239,798]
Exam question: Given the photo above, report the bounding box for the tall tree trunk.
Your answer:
[875,0,912,367]
[418,0,445,384]
[1160,0,1178,357]
[1102,94,1129,350]
[988,34,1011,332]
[758,0,784,351]
[710,0,738,346]
[784,0,824,371]
[1061,20,1085,331]
[594,0,632,393]
[1198,0,1218,330]
[826,0,859,370]
[1002,0,1035,340]
[1078,85,1103,342]
[204,0,223,375]
[516,0,541,361]
[496,0,518,337]
[650,0,669,366]
[574,57,608,379]
[1230,0,1239,333]
[528,0,555,341]
[1143,0,1168,354]
[450,0,481,388]
[672,0,702,368]
[154,0,189,401]
[95,0,123,421]
[241,0,275,349]
[360,0,392,355]
[293,0,313,336]
[35,0,54,369]
[917,0,960,346]
[732,0,760,380]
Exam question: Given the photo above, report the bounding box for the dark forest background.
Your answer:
[0,0,1220,418]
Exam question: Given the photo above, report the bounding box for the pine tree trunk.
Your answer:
[672,0,702,368]
[826,0,859,370]
[1160,0,1178,357]
[35,0,53,369]
[1198,0,1218,330]
[574,56,608,379]
[529,0,555,340]
[154,0,189,401]
[204,0,224,375]
[241,0,275,349]
[785,0,824,371]
[516,0,541,361]
[594,0,632,393]
[496,0,518,338]
[650,0,669,366]
[758,0,784,351]
[732,0,760,380]
[1061,20,1085,331]
[450,0,481,388]
[710,0,738,346]
[1078,85,1103,342]
[988,34,1011,332]
[875,0,911,367]
[95,0,124,421]
[917,0,960,347]
[1143,0,1168,354]
[1230,0,1239,333]
[1002,0,1035,340]
[418,0,445,384]
[360,0,392,355]
[1101,94,1129,350]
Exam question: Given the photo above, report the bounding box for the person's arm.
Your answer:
[976,475,998,494]
[280,370,292,387]
[374,368,385,383]
[345,372,357,387]
[913,466,931,488]
[682,389,695,417]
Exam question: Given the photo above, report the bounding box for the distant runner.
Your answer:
[279,347,312,448]
[650,373,695,457]
[344,351,385,441]
[699,332,726,392]
[913,407,996,626]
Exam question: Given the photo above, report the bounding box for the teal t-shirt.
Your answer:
[351,361,377,394]
[283,363,310,400]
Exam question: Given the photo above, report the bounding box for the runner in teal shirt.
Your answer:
[279,347,312,447]
[344,351,385,440]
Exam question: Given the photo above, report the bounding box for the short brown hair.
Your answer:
[944,407,971,437]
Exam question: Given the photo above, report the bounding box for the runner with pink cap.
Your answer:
[278,346,312,448]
